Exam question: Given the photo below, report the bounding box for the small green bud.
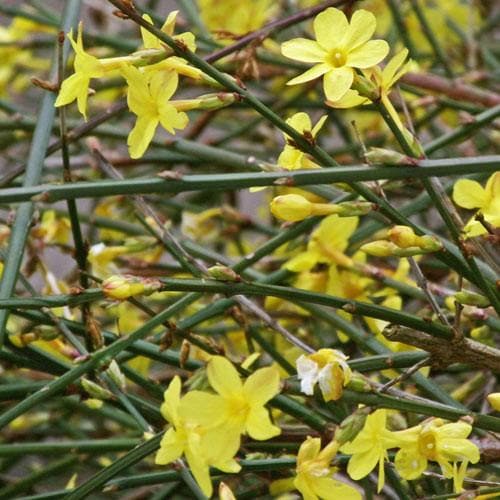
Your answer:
[106,360,126,391]
[365,147,414,165]
[336,201,373,217]
[81,378,114,401]
[454,291,490,308]
[346,373,372,393]
[335,407,371,445]
[207,265,241,282]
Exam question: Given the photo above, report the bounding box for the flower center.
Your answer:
[227,396,250,424]
[418,431,437,460]
[328,49,347,68]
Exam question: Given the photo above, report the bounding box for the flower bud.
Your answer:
[487,393,500,412]
[360,240,396,257]
[336,201,373,216]
[454,290,490,308]
[84,398,104,409]
[270,194,314,221]
[173,92,237,111]
[102,275,162,300]
[365,147,413,165]
[207,265,241,282]
[81,378,114,401]
[335,407,371,445]
[219,482,237,500]
[106,360,126,391]
[271,194,345,222]
[346,373,371,393]
[470,325,491,343]
[418,234,442,252]
[388,225,419,248]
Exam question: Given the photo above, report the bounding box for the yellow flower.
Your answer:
[294,437,361,500]
[340,409,401,492]
[120,65,188,158]
[394,418,480,493]
[296,348,352,401]
[285,215,358,272]
[487,393,500,412]
[278,112,327,170]
[281,8,389,101]
[179,356,281,453]
[328,48,412,116]
[55,23,106,120]
[452,172,500,237]
[33,210,71,245]
[199,0,277,38]
[156,376,240,497]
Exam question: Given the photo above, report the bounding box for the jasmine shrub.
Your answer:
[0,1,499,499]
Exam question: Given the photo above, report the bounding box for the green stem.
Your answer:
[0,156,498,204]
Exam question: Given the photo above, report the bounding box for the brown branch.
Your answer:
[383,324,500,372]
[402,71,500,108]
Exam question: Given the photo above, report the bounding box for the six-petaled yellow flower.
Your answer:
[156,376,241,497]
[281,8,389,101]
[179,356,281,454]
[120,65,188,159]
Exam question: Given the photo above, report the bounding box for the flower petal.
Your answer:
[297,436,321,465]
[179,390,225,427]
[294,473,317,500]
[286,112,312,134]
[297,355,319,395]
[185,448,213,497]
[394,446,427,479]
[155,427,183,464]
[323,67,354,101]
[313,477,361,500]
[207,356,243,396]
[55,73,83,108]
[159,105,188,134]
[440,439,480,464]
[452,179,485,209]
[281,38,327,63]
[244,366,280,405]
[382,48,409,88]
[342,9,376,50]
[287,63,330,86]
[347,39,389,68]
[314,7,349,50]
[246,405,281,440]
[160,376,181,425]
[128,115,158,159]
[347,447,380,479]
[201,425,241,466]
[141,14,159,49]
